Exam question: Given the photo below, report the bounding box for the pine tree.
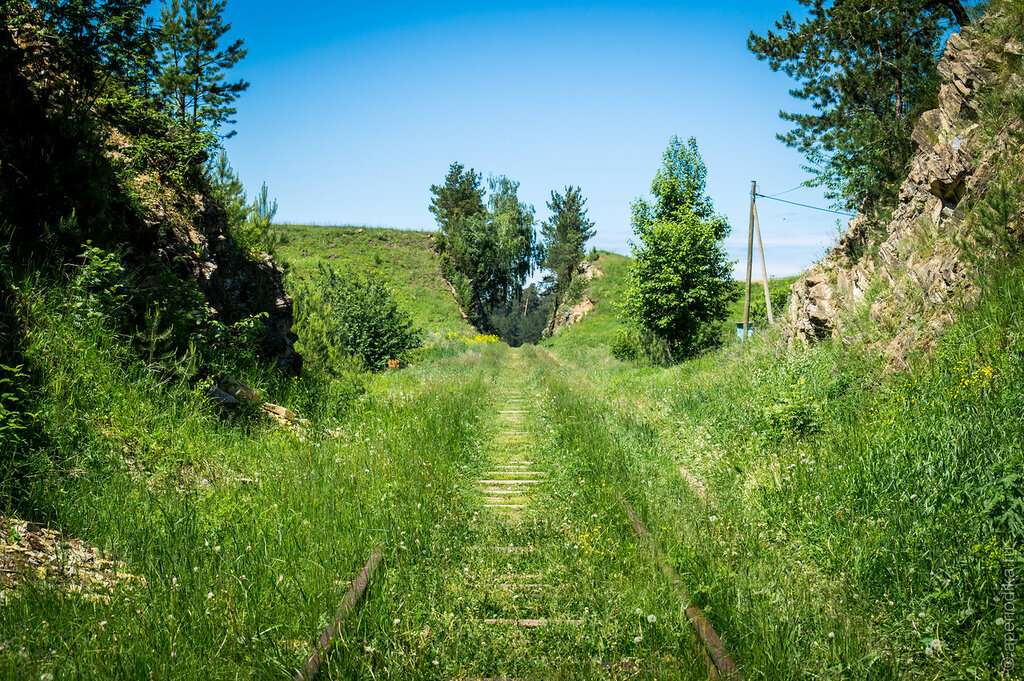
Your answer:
[207,150,248,229]
[156,0,248,137]
[748,0,969,209]
[429,162,486,261]
[540,186,595,333]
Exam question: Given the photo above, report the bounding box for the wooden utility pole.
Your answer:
[753,198,774,324]
[742,181,755,341]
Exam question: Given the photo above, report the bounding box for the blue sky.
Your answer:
[214,0,850,278]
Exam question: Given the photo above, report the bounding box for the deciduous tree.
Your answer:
[620,137,736,360]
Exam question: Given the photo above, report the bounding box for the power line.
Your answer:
[764,183,806,198]
[754,193,856,217]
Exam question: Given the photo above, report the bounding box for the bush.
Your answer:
[293,264,420,372]
[609,326,673,366]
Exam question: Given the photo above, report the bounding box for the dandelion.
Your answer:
[647,614,657,623]
[432,660,439,666]
[393,618,401,626]
[206,592,214,600]
[633,635,643,644]
[828,632,835,639]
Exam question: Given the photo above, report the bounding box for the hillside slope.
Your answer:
[276,224,474,336]
[541,252,630,351]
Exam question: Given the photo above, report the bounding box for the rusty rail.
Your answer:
[621,500,742,680]
[295,543,386,681]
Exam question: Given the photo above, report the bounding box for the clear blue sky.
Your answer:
[213,0,850,278]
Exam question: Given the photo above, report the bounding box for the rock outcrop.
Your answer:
[158,193,301,374]
[785,18,1023,363]
[551,296,597,334]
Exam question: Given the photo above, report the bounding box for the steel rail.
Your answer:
[621,500,742,680]
[295,542,386,681]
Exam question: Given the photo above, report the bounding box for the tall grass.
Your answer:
[0,273,493,679]
[541,252,1024,678]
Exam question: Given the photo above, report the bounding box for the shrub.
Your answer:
[609,326,673,366]
[293,264,420,372]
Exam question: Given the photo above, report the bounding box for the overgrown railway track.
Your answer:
[296,348,740,679]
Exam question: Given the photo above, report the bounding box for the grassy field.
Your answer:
[543,252,632,351]
[1,209,1020,681]
[537,259,1023,679]
[2,241,1021,678]
[275,224,472,337]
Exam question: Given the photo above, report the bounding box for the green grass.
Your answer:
[276,224,473,336]
[539,255,1024,679]
[2,243,1021,678]
[542,252,631,351]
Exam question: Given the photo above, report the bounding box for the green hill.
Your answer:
[541,252,631,351]
[276,224,473,336]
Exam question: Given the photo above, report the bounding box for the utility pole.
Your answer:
[742,181,755,341]
[753,198,774,324]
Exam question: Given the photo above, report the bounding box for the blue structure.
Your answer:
[736,322,755,341]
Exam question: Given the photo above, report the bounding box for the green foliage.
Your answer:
[64,244,268,379]
[68,242,129,328]
[540,186,595,333]
[232,181,280,257]
[759,379,821,440]
[748,0,967,209]
[294,263,420,372]
[156,0,249,137]
[429,166,537,328]
[485,175,536,304]
[483,283,554,347]
[207,150,249,228]
[32,0,154,103]
[429,162,486,250]
[621,137,736,360]
[609,326,673,365]
[0,363,37,467]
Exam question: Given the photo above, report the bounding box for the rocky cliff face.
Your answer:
[158,194,302,374]
[3,17,301,374]
[550,261,603,334]
[785,18,1023,363]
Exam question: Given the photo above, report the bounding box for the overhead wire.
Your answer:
[764,183,807,198]
[754,193,856,217]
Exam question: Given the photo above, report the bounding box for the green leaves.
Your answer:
[620,138,736,361]
[540,186,595,332]
[156,0,249,137]
[429,164,537,327]
[749,0,965,208]
[293,264,420,373]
